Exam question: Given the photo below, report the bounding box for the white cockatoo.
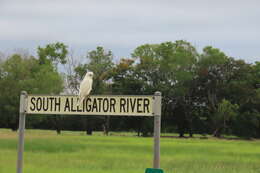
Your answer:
[78,71,94,105]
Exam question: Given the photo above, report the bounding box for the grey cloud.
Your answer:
[0,0,259,63]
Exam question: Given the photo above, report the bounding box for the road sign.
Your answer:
[18,92,162,173]
[26,95,155,116]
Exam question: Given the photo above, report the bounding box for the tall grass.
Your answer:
[0,129,260,173]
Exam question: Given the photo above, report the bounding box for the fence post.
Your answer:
[17,91,27,173]
[153,91,161,169]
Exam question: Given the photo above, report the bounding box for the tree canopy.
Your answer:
[0,41,259,138]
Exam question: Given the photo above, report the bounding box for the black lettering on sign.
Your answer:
[64,98,70,112]
[98,98,102,112]
[137,98,142,113]
[92,98,98,112]
[42,97,48,111]
[71,97,76,112]
[143,98,150,113]
[49,97,54,111]
[126,98,129,112]
[103,98,109,112]
[86,98,91,112]
[130,98,136,113]
[30,97,36,111]
[110,98,116,112]
[120,98,126,112]
[76,102,82,112]
[36,97,42,111]
[55,97,61,112]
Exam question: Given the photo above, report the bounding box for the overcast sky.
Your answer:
[0,0,259,63]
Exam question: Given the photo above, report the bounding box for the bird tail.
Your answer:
[77,97,83,107]
[77,95,89,107]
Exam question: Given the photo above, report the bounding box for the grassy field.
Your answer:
[0,129,260,173]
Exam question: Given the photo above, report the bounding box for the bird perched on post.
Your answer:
[78,71,94,105]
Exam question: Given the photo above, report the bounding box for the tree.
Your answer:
[230,61,260,138]
[36,42,69,134]
[111,58,141,94]
[75,47,114,93]
[132,40,199,137]
[74,46,114,135]
[213,99,239,137]
[195,46,235,136]
[63,51,81,95]
[197,46,229,111]
[37,42,68,67]
[110,58,148,136]
[0,54,63,130]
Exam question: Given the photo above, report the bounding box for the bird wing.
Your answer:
[78,77,93,104]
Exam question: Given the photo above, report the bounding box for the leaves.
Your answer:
[0,53,64,129]
[1,41,260,138]
[37,42,68,67]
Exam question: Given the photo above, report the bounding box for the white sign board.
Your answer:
[26,95,155,116]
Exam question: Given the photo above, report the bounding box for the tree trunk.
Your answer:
[188,115,193,138]
[103,116,110,136]
[85,117,93,135]
[86,128,92,135]
[137,130,140,137]
[189,130,193,138]
[179,131,185,138]
[56,128,61,135]
[213,128,221,137]
[55,115,62,135]
[137,118,142,137]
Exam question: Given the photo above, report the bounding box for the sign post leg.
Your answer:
[17,91,27,173]
[153,91,161,169]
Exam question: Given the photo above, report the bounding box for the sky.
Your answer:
[0,0,259,63]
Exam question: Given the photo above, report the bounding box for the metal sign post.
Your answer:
[153,91,161,169]
[17,91,27,173]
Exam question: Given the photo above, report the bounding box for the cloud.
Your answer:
[0,0,259,62]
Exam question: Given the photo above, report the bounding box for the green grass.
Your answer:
[0,129,260,173]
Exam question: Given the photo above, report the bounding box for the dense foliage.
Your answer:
[0,41,259,138]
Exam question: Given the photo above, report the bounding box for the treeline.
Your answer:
[0,41,259,138]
